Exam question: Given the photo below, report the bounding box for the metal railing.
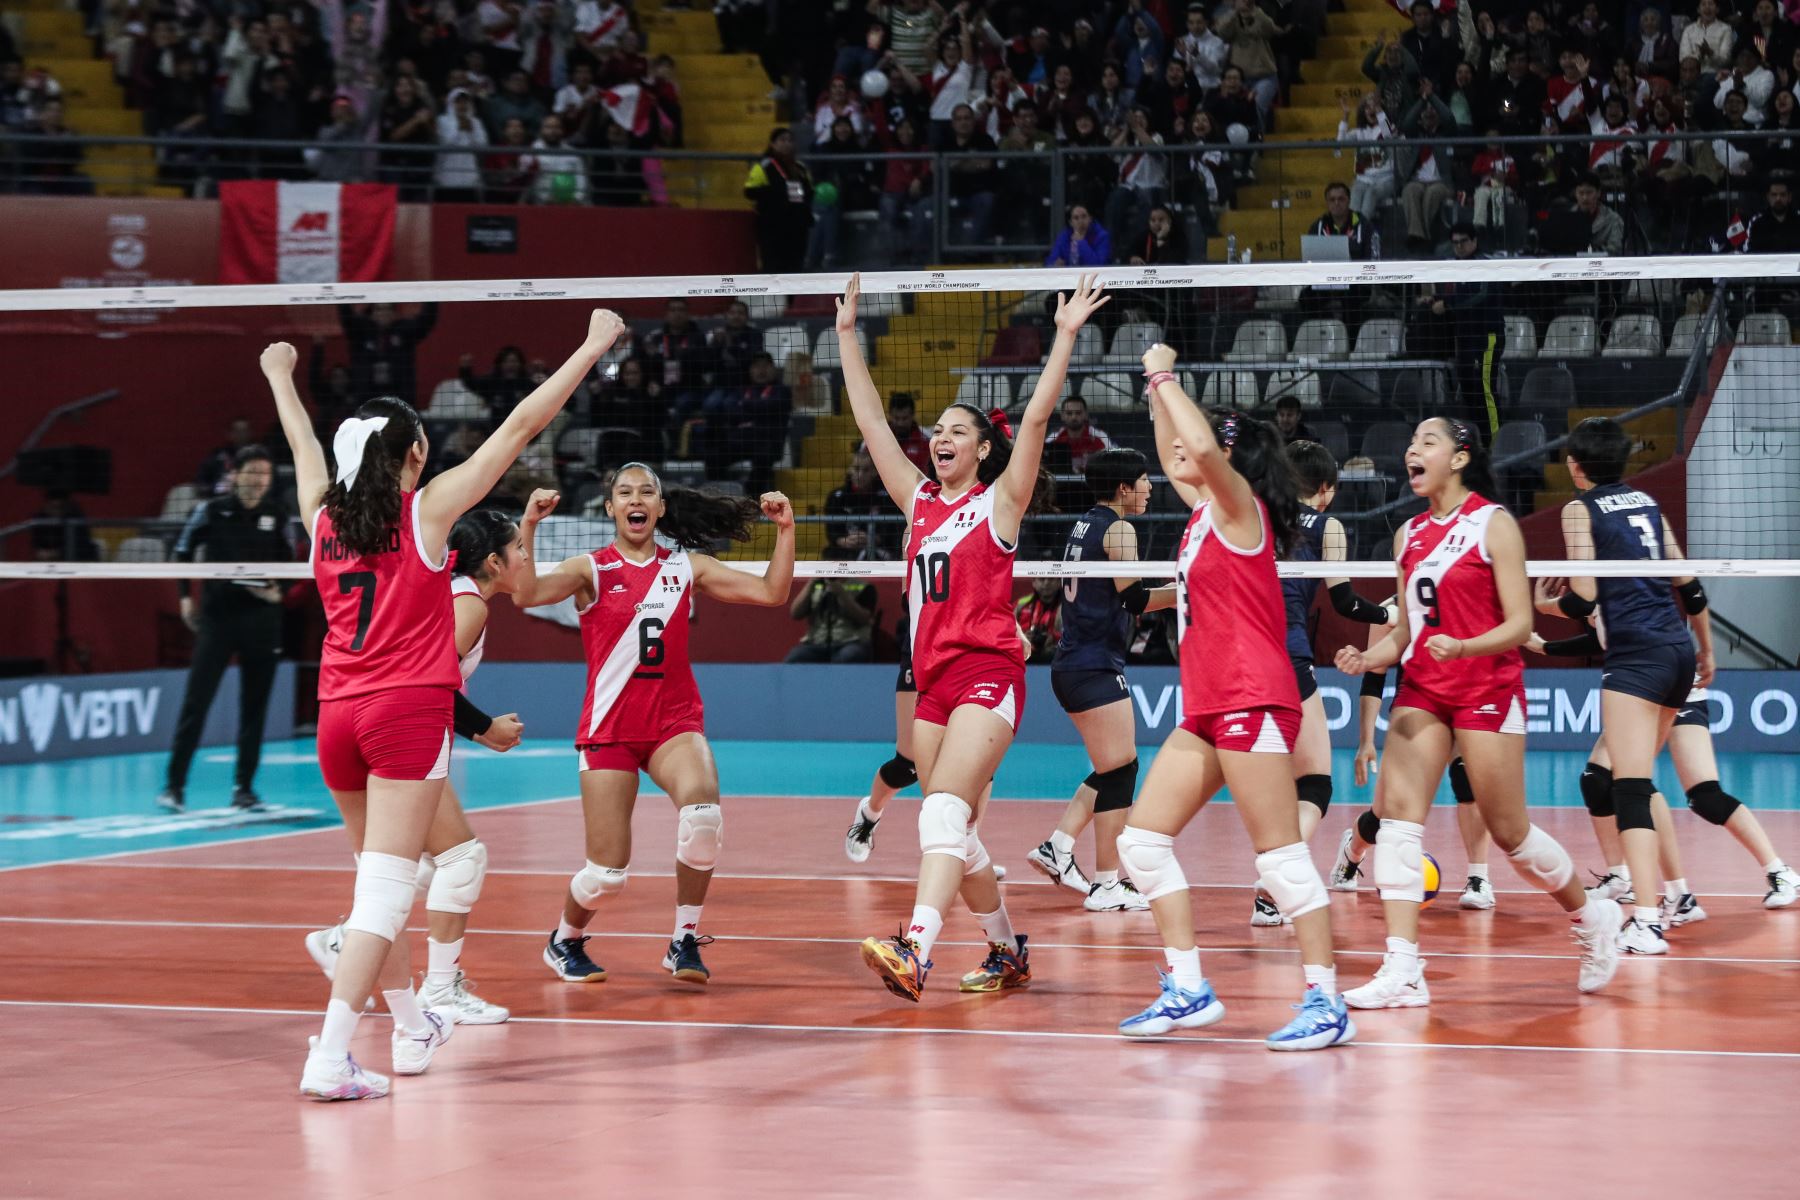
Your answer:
[3,124,1795,265]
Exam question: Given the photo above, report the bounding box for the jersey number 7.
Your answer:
[339,572,377,651]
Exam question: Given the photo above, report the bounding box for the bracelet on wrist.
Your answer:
[1145,370,1176,390]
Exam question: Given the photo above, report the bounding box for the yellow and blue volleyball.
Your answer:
[1421,852,1442,907]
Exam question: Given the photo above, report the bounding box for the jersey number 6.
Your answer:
[638,618,666,667]
[913,551,951,603]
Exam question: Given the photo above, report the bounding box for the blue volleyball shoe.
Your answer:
[1119,971,1227,1037]
[1265,986,1356,1051]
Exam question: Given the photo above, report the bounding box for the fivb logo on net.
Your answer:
[0,681,161,754]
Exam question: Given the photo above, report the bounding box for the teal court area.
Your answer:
[3,738,1797,871]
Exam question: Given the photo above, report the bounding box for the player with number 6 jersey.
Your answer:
[835,272,1110,1005]
[1335,417,1624,1011]
[513,465,794,989]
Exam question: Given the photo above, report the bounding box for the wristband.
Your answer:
[1556,590,1598,619]
[1676,579,1708,615]
[1145,370,1177,390]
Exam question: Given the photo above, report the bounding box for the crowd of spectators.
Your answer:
[97,0,681,199]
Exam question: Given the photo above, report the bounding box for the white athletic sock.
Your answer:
[1610,864,1630,881]
[1049,830,1076,855]
[1093,869,1120,887]
[1164,946,1203,991]
[1303,963,1338,995]
[425,938,461,988]
[1467,863,1490,881]
[674,904,703,944]
[1766,858,1789,874]
[906,905,944,960]
[1577,896,1606,925]
[859,796,881,823]
[1635,905,1661,927]
[973,906,1017,953]
[556,918,585,943]
[1664,877,1688,900]
[1385,936,1420,968]
[382,987,428,1036]
[317,997,360,1059]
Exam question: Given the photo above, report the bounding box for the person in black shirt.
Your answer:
[337,301,438,407]
[158,446,297,813]
[1417,221,1506,434]
[706,299,765,390]
[743,126,814,272]
[823,443,899,559]
[1306,181,1377,258]
[695,351,790,492]
[644,297,712,417]
[1745,175,1800,253]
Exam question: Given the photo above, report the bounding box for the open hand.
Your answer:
[1053,272,1110,333]
[1532,574,1567,615]
[835,274,861,332]
[1354,740,1377,788]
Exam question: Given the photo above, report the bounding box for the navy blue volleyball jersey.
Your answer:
[1053,506,1131,673]
[1282,508,1328,660]
[1578,483,1690,653]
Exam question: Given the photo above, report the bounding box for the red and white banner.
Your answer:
[598,83,651,137]
[218,181,395,285]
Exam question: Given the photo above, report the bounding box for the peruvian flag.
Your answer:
[598,83,652,137]
[218,181,396,285]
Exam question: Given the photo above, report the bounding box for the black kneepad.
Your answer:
[1448,756,1475,806]
[878,753,918,789]
[1686,781,1742,826]
[1612,777,1656,832]
[1579,764,1615,818]
[1356,808,1381,846]
[1091,760,1140,813]
[1297,774,1332,816]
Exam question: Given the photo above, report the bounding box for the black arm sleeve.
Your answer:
[1540,629,1603,657]
[1557,590,1598,619]
[1360,669,1388,700]
[453,691,493,740]
[1328,582,1391,624]
[1676,579,1708,615]
[1120,579,1152,615]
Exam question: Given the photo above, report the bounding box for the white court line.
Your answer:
[1,998,1796,1062]
[3,914,1795,966]
[37,858,1795,901]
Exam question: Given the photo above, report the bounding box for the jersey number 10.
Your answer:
[913,551,951,603]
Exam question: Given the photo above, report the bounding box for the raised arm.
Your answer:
[419,308,625,548]
[1146,384,1203,508]
[835,274,924,509]
[994,274,1109,539]
[509,489,594,610]
[1141,343,1261,550]
[259,342,330,527]
[692,492,796,605]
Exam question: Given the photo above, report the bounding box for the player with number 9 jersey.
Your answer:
[1394,492,1525,733]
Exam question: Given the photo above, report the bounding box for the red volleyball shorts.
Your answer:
[1179,705,1302,754]
[1392,683,1527,734]
[914,653,1027,731]
[577,721,706,774]
[317,686,453,791]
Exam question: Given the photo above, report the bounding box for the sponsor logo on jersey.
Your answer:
[915,517,927,526]
[596,559,624,571]
[1226,723,1247,736]
[1222,711,1250,721]
[1474,703,1499,715]
[609,583,627,593]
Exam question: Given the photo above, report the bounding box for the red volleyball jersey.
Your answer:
[575,544,703,745]
[904,481,1025,693]
[312,490,461,702]
[1175,497,1300,719]
[1397,493,1523,700]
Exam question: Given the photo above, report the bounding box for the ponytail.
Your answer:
[1437,417,1503,506]
[945,402,1056,514]
[321,397,424,557]
[1212,409,1301,557]
[449,508,518,579]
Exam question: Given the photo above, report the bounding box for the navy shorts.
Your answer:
[1602,642,1697,710]
[1291,656,1319,703]
[1051,668,1129,714]
[1675,695,1712,728]
[896,660,916,694]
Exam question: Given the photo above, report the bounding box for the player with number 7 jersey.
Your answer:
[511,464,795,990]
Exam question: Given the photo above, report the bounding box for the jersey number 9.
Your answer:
[914,551,951,603]
[1416,576,1441,628]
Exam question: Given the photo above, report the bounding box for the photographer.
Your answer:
[784,576,879,663]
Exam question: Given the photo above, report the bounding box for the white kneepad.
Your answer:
[1507,824,1574,893]
[918,792,973,862]
[343,851,419,943]
[426,839,488,914]
[1116,826,1186,901]
[1255,842,1328,920]
[571,861,627,910]
[675,803,724,871]
[413,853,436,900]
[1373,819,1425,903]
[963,831,991,876]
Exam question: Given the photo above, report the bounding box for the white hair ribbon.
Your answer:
[332,416,391,492]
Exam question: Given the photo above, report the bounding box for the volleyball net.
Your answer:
[0,257,1797,674]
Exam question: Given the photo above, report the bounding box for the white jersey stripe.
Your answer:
[583,551,692,741]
